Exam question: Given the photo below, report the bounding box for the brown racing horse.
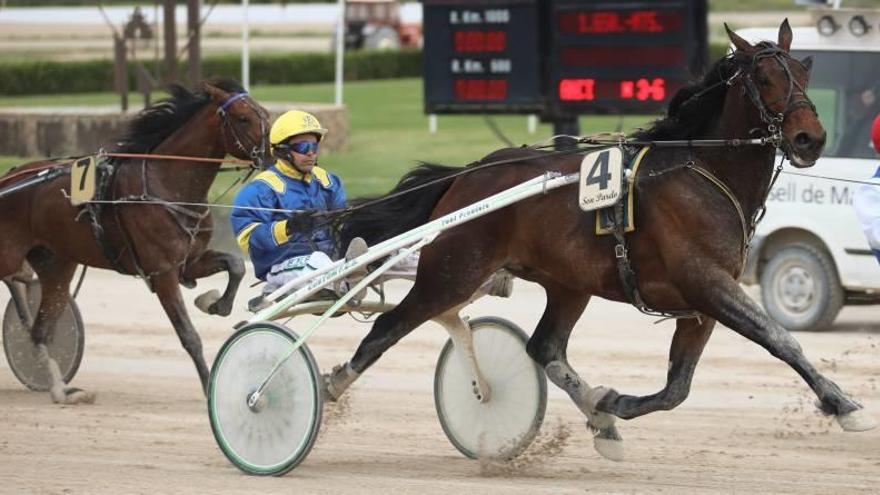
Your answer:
[321,21,876,459]
[0,78,270,404]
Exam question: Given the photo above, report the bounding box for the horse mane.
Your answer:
[112,77,245,155]
[633,42,776,141]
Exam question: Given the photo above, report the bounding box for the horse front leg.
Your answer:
[152,271,210,395]
[181,249,245,317]
[685,269,876,432]
[596,316,715,419]
[525,285,623,461]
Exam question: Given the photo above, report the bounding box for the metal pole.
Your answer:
[334,0,345,106]
[163,0,178,84]
[114,36,129,112]
[242,0,250,90]
[187,0,201,85]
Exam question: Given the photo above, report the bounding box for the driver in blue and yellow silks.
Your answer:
[231,110,348,295]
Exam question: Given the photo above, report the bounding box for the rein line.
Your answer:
[310,134,778,223]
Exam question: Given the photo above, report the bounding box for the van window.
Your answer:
[792,50,880,159]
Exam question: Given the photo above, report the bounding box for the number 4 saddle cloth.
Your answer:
[595,146,649,236]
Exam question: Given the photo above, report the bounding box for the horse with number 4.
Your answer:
[207,21,876,476]
[0,78,271,403]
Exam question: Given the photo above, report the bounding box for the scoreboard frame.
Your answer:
[421,0,709,118]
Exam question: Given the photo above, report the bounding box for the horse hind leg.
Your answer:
[324,240,495,401]
[28,253,95,405]
[525,285,623,461]
[433,306,491,402]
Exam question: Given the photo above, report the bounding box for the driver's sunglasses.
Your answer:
[286,141,319,155]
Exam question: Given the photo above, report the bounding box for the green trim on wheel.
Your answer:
[433,316,548,460]
[208,321,323,476]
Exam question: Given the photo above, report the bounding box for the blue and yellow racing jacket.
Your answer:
[231,160,346,279]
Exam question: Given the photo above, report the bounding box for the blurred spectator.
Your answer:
[838,86,880,158]
[852,114,880,263]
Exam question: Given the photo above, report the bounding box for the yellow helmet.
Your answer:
[269,110,328,146]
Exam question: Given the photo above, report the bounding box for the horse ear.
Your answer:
[801,55,813,72]
[725,23,753,53]
[203,82,230,103]
[778,18,793,52]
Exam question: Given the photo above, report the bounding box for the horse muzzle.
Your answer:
[785,129,825,168]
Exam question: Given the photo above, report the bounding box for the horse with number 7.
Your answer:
[321,20,876,460]
[0,78,272,404]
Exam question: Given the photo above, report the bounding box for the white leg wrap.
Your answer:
[436,311,491,403]
[324,362,360,402]
[37,344,67,403]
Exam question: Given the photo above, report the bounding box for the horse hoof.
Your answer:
[585,386,617,430]
[194,289,221,314]
[54,388,95,405]
[592,425,625,462]
[321,373,340,402]
[837,409,877,432]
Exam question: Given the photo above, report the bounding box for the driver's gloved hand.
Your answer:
[286,209,318,236]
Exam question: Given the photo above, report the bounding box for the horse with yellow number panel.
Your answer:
[0,78,271,404]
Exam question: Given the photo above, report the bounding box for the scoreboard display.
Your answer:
[422,0,542,113]
[547,0,708,116]
[422,0,708,117]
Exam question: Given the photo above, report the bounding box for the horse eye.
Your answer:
[238,116,249,124]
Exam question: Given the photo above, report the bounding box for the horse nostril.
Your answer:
[794,132,812,150]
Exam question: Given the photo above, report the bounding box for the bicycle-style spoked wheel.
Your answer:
[434,317,547,460]
[208,322,323,476]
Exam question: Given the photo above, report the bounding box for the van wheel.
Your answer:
[759,244,843,332]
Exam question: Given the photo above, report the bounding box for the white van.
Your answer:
[737,6,880,332]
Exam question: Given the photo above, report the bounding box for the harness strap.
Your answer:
[609,149,701,320]
[686,163,750,256]
[77,159,131,275]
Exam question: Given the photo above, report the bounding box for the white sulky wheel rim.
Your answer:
[3,285,84,392]
[208,322,322,476]
[434,317,547,460]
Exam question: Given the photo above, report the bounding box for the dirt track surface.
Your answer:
[1,268,878,494]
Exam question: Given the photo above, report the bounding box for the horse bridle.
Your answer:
[216,92,270,169]
[729,46,817,151]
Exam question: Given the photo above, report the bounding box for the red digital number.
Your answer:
[453,30,507,53]
[620,78,666,101]
[559,79,595,101]
[455,79,508,100]
[558,10,682,34]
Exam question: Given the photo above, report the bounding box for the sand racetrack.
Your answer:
[0,268,878,494]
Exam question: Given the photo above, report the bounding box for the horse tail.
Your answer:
[337,163,460,248]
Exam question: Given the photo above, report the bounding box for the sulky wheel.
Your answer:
[208,321,323,476]
[3,281,84,392]
[434,316,547,460]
